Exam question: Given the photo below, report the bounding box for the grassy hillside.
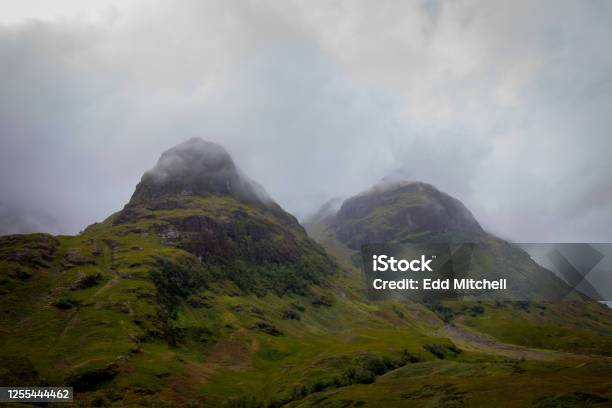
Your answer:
[1,163,611,406]
[304,221,612,408]
[0,194,454,407]
[1,211,611,406]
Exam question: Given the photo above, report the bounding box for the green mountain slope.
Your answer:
[304,179,612,406]
[317,178,591,301]
[1,142,612,407]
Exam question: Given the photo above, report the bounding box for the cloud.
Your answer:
[133,137,273,205]
[0,0,611,242]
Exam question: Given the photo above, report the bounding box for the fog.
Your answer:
[1,0,611,242]
[135,137,273,205]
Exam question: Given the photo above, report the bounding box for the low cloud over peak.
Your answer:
[131,137,272,206]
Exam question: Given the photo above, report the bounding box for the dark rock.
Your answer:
[187,295,212,309]
[102,239,123,250]
[65,363,119,392]
[52,297,79,310]
[312,295,333,307]
[13,267,32,280]
[250,321,282,336]
[153,224,180,246]
[282,310,301,320]
[63,248,96,268]
[291,303,306,312]
[233,304,264,316]
[70,272,102,290]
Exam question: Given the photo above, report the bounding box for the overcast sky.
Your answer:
[1,0,611,243]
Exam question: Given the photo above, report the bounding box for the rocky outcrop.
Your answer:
[330,181,484,249]
[0,233,59,268]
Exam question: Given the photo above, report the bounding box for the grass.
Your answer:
[1,195,611,406]
[292,355,612,407]
[459,301,612,356]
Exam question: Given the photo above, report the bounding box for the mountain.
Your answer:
[311,178,577,302]
[304,178,612,403]
[113,138,336,296]
[330,179,484,249]
[0,138,342,405]
[306,197,344,226]
[128,138,270,207]
[1,143,612,407]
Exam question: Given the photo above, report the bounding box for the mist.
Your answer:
[134,137,273,206]
[1,0,612,243]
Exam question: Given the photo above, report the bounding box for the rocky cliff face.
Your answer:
[112,138,336,295]
[330,180,484,249]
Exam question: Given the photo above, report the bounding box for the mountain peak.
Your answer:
[356,176,416,197]
[129,138,270,205]
[328,178,484,248]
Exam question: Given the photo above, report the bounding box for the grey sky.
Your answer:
[0,0,611,242]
